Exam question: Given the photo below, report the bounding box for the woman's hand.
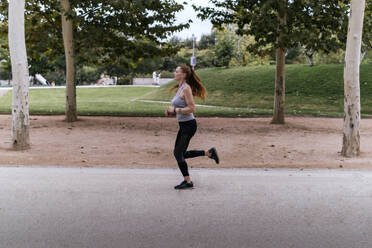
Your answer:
[165,106,175,116]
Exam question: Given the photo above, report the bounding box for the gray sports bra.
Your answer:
[170,82,195,122]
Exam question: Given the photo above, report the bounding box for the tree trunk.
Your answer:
[341,0,366,157]
[271,10,287,124]
[61,0,77,122]
[305,50,314,67]
[9,0,30,150]
[308,55,313,66]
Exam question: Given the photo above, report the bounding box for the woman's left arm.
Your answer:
[177,87,196,114]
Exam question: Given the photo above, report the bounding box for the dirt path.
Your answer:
[0,115,371,170]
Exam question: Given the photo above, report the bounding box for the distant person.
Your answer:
[156,72,161,85]
[152,71,157,85]
[165,65,219,190]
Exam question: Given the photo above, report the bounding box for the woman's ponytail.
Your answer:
[169,65,207,100]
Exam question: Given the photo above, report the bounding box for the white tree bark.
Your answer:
[9,0,30,149]
[342,0,366,157]
[61,0,77,122]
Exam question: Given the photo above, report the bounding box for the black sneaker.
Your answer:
[175,181,193,190]
[174,180,187,189]
[208,147,219,164]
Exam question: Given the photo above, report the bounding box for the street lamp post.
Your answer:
[192,34,195,56]
[214,37,218,66]
[190,34,196,70]
[237,38,241,67]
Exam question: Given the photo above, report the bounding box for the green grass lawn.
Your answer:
[0,87,261,117]
[142,64,372,117]
[0,64,371,117]
[0,87,164,116]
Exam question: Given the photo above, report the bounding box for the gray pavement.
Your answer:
[0,166,371,248]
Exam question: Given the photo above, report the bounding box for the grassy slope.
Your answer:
[0,87,165,116]
[0,64,371,117]
[142,64,372,117]
[0,86,270,117]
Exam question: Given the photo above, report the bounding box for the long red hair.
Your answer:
[169,65,207,100]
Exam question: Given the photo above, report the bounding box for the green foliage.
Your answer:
[182,37,194,49]
[76,66,101,85]
[362,50,372,64]
[132,57,163,75]
[169,36,183,47]
[285,46,303,64]
[0,0,190,77]
[0,29,11,79]
[43,70,64,85]
[363,0,372,52]
[212,28,240,67]
[198,32,216,50]
[313,50,345,65]
[0,59,10,80]
[117,75,133,85]
[159,70,173,78]
[214,34,235,67]
[195,49,216,68]
[194,0,351,55]
[160,57,178,72]
[166,47,217,69]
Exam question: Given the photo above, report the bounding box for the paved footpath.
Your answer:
[0,166,371,248]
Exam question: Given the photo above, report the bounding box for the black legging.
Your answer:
[173,119,205,177]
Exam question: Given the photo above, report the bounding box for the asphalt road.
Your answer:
[0,166,371,248]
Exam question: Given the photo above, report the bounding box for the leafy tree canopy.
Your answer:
[194,0,352,56]
[0,0,190,74]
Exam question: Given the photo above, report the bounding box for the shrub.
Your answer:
[117,75,133,85]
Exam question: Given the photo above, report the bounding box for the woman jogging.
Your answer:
[165,65,219,190]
